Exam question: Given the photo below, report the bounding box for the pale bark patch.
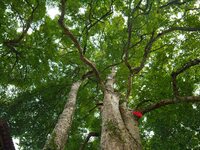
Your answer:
[100,68,142,150]
[43,81,81,150]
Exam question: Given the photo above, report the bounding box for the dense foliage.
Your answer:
[0,0,200,149]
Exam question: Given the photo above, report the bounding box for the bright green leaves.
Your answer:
[65,0,82,15]
[3,80,72,149]
[34,0,46,21]
[101,15,125,64]
[141,104,200,149]
[0,0,48,87]
[1,0,200,149]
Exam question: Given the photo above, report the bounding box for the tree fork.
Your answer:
[100,68,142,150]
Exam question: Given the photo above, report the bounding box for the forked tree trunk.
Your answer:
[101,69,142,150]
[43,81,82,150]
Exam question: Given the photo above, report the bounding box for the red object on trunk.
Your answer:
[132,111,143,118]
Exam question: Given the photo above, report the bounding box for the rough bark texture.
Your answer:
[100,68,142,150]
[43,81,81,150]
[120,107,142,148]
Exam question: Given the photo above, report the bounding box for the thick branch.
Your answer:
[58,0,101,83]
[171,58,200,97]
[140,96,200,115]
[79,132,99,150]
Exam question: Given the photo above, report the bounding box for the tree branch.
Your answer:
[80,102,103,121]
[5,1,39,45]
[140,96,200,115]
[88,103,103,113]
[136,100,153,109]
[82,0,113,54]
[79,132,99,150]
[150,44,168,53]
[101,61,123,73]
[3,0,39,60]
[124,0,163,98]
[129,33,146,49]
[132,26,200,75]
[160,0,187,9]
[131,0,143,15]
[58,0,102,84]
[124,2,133,73]
[126,74,132,99]
[123,0,142,99]
[122,26,200,103]
[171,58,200,97]
[154,27,200,42]
[132,31,155,74]
[138,0,152,15]
[83,1,113,32]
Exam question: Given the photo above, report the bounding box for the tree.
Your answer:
[0,0,200,149]
[0,119,15,150]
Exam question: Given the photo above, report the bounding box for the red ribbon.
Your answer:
[132,111,143,118]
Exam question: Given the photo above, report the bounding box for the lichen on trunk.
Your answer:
[100,68,142,150]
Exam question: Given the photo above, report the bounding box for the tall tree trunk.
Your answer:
[101,69,142,150]
[43,81,82,150]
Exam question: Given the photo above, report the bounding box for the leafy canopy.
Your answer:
[0,0,200,149]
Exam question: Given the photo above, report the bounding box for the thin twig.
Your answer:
[79,132,99,150]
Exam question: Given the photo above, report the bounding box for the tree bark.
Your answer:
[43,81,82,150]
[0,119,15,150]
[100,68,142,150]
